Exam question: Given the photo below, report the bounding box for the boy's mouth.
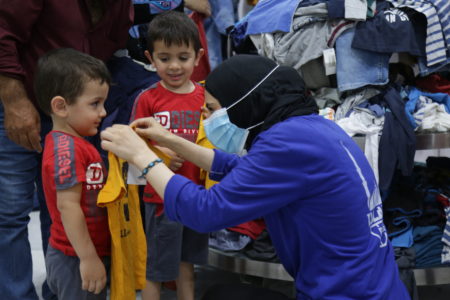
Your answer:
[169,74,182,80]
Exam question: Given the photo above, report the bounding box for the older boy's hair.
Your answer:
[146,11,201,55]
[34,48,111,116]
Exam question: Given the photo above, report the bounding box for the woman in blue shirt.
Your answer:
[101,55,410,300]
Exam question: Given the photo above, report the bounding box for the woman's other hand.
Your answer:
[100,124,156,165]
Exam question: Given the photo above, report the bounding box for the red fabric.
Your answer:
[163,281,177,291]
[228,219,266,240]
[437,193,450,208]
[42,131,110,257]
[189,12,211,82]
[132,82,204,204]
[415,74,450,95]
[0,0,133,105]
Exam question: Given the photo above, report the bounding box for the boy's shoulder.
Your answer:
[43,131,99,160]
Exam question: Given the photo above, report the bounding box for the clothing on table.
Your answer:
[234,0,302,36]
[387,0,447,67]
[344,0,369,21]
[42,131,110,257]
[378,85,416,191]
[395,247,419,300]
[404,86,450,130]
[335,27,390,92]
[131,81,204,205]
[352,2,426,57]
[97,152,147,300]
[164,114,410,299]
[244,230,279,262]
[442,207,450,263]
[415,73,450,94]
[209,229,252,251]
[413,225,444,267]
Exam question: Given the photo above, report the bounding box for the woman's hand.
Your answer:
[130,117,172,147]
[101,124,156,165]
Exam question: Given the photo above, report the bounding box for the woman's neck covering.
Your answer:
[205,54,318,148]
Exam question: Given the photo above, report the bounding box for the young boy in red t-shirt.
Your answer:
[130,11,208,300]
[35,48,111,300]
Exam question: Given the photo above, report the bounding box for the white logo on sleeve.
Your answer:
[367,189,388,247]
[86,163,104,184]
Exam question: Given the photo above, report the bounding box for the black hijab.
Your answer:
[205,55,318,148]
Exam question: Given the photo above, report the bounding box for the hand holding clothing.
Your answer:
[101,124,157,166]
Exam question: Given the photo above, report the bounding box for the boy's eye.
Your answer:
[159,57,169,62]
[179,56,189,61]
[91,101,99,107]
[206,104,214,112]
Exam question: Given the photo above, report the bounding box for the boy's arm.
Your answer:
[154,145,184,172]
[57,184,106,295]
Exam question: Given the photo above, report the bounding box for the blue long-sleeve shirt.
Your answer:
[165,115,410,300]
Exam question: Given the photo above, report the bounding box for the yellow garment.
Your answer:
[97,152,147,300]
[97,135,170,300]
[196,116,218,189]
[247,0,258,6]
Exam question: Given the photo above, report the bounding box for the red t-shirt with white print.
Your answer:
[131,82,204,204]
[42,131,110,257]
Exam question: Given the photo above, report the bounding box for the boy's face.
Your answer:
[146,40,203,93]
[64,80,108,137]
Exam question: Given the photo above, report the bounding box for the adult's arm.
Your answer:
[57,184,107,294]
[164,131,309,232]
[185,0,212,16]
[0,74,41,152]
[131,117,215,171]
[0,2,43,152]
[101,122,307,232]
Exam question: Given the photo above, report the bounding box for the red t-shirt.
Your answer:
[42,131,110,257]
[131,82,204,204]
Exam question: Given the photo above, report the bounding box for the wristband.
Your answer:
[139,158,163,178]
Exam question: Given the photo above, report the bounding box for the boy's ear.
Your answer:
[50,96,68,117]
[144,50,154,65]
[194,48,205,67]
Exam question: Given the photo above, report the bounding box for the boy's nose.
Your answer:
[100,105,107,117]
[169,61,180,69]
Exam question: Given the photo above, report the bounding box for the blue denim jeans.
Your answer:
[0,102,54,300]
[335,27,390,92]
[204,0,236,69]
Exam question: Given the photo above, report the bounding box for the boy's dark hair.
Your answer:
[146,11,201,55]
[34,48,111,116]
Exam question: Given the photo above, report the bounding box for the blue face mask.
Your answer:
[203,108,262,154]
[203,65,279,154]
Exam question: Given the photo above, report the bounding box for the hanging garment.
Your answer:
[97,152,147,300]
